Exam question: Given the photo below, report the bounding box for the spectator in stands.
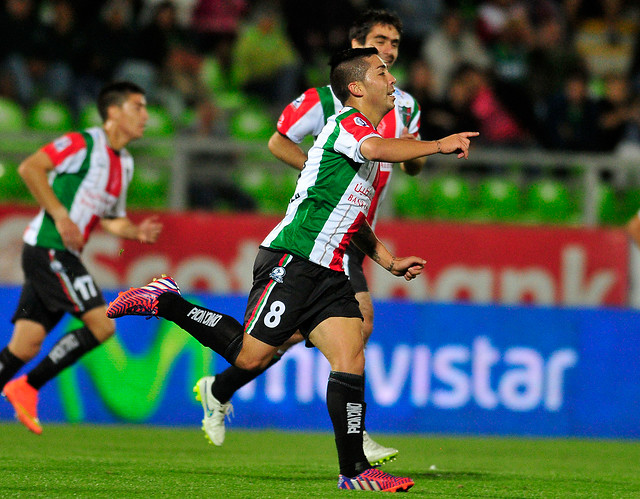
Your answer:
[230,3,301,114]
[527,15,585,113]
[138,1,219,135]
[598,72,640,152]
[379,0,443,61]
[0,0,47,106]
[421,8,492,101]
[451,64,530,146]
[37,0,86,107]
[79,0,140,109]
[190,0,248,70]
[539,66,602,150]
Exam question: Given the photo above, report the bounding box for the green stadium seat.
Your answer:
[620,187,640,223]
[595,183,619,225]
[0,160,31,202]
[144,105,174,137]
[392,175,428,218]
[234,168,297,214]
[524,179,575,224]
[27,99,73,132]
[229,105,273,141]
[475,178,522,222]
[0,97,26,132]
[126,168,169,209]
[425,175,472,220]
[78,104,102,129]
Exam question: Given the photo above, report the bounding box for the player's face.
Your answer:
[115,93,149,140]
[362,55,397,114]
[353,23,400,67]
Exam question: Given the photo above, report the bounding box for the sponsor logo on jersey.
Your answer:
[269,266,286,284]
[53,136,72,152]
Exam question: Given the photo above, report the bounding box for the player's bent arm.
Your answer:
[352,221,426,281]
[400,156,426,176]
[268,132,307,171]
[100,215,162,244]
[18,150,68,221]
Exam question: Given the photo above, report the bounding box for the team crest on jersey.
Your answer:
[50,259,64,273]
[53,136,71,152]
[354,117,368,127]
[292,93,305,109]
[270,266,286,284]
[400,106,412,126]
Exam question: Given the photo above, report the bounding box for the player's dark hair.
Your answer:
[97,81,145,122]
[349,9,403,45]
[329,47,379,105]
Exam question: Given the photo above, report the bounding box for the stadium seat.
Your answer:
[0,160,31,202]
[475,177,522,222]
[27,99,73,132]
[229,105,273,141]
[595,182,618,225]
[392,175,428,218]
[425,175,472,220]
[126,168,169,209]
[524,179,575,224]
[0,97,26,132]
[78,104,102,129]
[144,105,174,137]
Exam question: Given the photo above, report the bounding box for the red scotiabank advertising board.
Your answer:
[0,205,629,306]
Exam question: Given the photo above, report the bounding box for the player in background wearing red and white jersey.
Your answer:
[0,81,163,435]
[198,10,428,466]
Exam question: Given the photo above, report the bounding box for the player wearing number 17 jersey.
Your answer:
[0,82,164,435]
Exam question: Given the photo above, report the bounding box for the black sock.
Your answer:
[27,327,100,390]
[327,371,370,477]
[212,354,282,403]
[0,347,25,391]
[157,293,244,364]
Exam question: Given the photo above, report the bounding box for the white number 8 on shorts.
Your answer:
[264,300,286,328]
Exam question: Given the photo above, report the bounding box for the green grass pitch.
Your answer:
[1,422,639,497]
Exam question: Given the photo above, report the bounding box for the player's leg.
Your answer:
[310,317,414,492]
[24,306,110,391]
[196,333,302,446]
[0,319,46,390]
[347,246,399,465]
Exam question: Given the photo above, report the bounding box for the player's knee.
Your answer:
[362,317,374,345]
[89,322,116,343]
[235,355,270,372]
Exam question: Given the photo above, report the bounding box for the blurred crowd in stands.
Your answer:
[0,0,639,154]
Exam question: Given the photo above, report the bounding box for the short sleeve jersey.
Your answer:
[276,85,421,228]
[262,107,381,271]
[23,127,134,251]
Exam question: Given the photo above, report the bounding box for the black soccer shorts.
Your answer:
[243,248,362,347]
[11,244,106,332]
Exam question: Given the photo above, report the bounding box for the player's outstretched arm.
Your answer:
[361,131,479,163]
[352,221,425,281]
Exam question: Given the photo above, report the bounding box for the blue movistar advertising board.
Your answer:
[0,286,638,438]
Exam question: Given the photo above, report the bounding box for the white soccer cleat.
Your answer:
[193,376,233,446]
[363,431,399,466]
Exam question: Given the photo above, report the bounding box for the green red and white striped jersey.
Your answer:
[263,107,382,271]
[276,84,421,228]
[23,127,133,252]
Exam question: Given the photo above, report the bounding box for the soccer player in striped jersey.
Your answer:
[202,9,425,466]
[107,48,477,491]
[0,81,164,435]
